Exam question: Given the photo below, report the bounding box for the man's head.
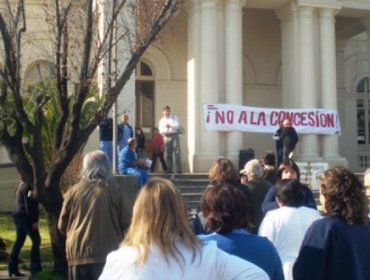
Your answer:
[240,159,263,181]
[283,118,292,127]
[162,106,171,117]
[127,137,137,149]
[121,113,129,123]
[81,150,112,180]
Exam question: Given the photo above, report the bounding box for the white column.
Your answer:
[298,6,319,159]
[187,0,201,172]
[276,3,299,108]
[320,8,340,158]
[362,16,370,87]
[198,0,220,171]
[225,0,245,161]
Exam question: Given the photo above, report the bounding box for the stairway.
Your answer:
[149,173,209,211]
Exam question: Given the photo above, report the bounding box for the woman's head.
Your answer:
[123,177,200,264]
[261,151,276,167]
[278,159,300,180]
[208,158,239,185]
[201,182,250,233]
[80,150,112,181]
[276,179,304,208]
[135,127,143,134]
[318,166,368,225]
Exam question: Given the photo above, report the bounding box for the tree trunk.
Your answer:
[45,210,67,277]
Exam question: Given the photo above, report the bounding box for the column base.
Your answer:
[295,156,348,191]
[188,154,223,173]
[323,155,348,168]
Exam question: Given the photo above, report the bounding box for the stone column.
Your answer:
[319,7,340,158]
[297,6,320,159]
[276,3,299,108]
[361,15,370,89]
[187,0,221,172]
[187,0,201,172]
[225,0,245,162]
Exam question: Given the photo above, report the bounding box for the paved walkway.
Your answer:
[0,269,29,279]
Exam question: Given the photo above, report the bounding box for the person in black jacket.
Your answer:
[8,180,41,277]
[99,117,113,165]
[280,119,299,161]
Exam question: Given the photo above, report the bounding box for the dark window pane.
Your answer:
[141,62,152,76]
[357,77,369,93]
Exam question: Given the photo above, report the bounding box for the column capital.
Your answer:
[296,0,342,10]
[185,0,201,16]
[225,0,247,8]
[275,2,298,23]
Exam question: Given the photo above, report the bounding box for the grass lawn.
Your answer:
[0,211,54,273]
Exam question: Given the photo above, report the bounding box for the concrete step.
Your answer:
[149,173,208,211]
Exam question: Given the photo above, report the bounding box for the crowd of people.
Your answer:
[7,114,370,279]
[98,105,183,188]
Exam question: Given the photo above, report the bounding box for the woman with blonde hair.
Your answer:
[99,178,268,280]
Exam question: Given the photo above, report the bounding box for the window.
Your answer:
[136,61,154,79]
[24,61,56,93]
[356,77,370,145]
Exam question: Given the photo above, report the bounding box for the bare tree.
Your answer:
[0,0,183,274]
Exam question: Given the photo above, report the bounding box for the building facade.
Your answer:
[2,0,370,197]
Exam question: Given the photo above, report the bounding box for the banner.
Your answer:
[203,103,341,135]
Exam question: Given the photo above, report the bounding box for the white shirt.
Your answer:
[258,206,321,280]
[99,240,269,280]
[159,114,180,134]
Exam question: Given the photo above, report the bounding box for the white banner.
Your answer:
[203,104,341,135]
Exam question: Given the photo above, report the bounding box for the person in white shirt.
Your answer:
[99,177,268,280]
[259,179,321,280]
[158,106,182,174]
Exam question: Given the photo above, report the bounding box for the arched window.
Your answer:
[23,61,56,93]
[136,61,154,79]
[135,60,155,146]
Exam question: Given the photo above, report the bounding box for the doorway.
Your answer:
[135,61,155,157]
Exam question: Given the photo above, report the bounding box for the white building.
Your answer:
[2,0,370,185]
[131,0,370,173]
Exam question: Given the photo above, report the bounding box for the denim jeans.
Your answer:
[8,216,41,275]
[126,167,148,188]
[164,133,182,173]
[99,140,113,165]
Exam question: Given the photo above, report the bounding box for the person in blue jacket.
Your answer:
[293,166,370,280]
[118,138,148,188]
[198,182,284,280]
[262,159,316,213]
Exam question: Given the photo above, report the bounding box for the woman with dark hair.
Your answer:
[99,178,268,280]
[261,151,278,185]
[199,182,284,280]
[261,159,316,213]
[135,127,146,159]
[189,158,253,234]
[259,179,321,280]
[293,167,370,280]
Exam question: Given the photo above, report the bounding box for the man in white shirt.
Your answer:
[159,106,182,174]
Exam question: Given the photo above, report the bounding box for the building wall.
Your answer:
[242,9,283,158]
[2,2,370,206]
